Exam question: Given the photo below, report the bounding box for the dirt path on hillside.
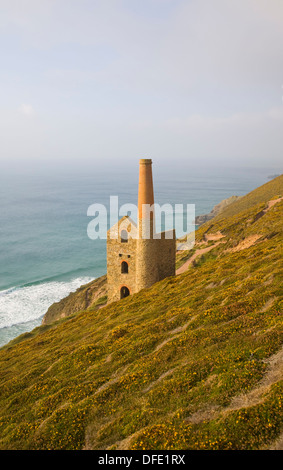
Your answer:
[228,234,261,253]
[186,345,283,438]
[266,197,283,210]
[203,231,225,242]
[227,346,283,412]
[176,241,223,275]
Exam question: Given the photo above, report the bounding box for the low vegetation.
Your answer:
[0,175,282,450]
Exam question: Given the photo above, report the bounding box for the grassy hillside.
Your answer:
[212,173,283,220]
[0,175,282,450]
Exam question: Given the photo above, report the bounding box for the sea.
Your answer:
[0,163,280,347]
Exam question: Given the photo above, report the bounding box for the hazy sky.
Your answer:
[1,0,283,172]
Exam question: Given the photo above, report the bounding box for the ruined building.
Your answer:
[107,159,176,302]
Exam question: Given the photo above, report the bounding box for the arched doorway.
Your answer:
[121,261,128,273]
[120,286,130,299]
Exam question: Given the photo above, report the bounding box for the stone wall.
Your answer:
[107,219,176,303]
[156,231,176,281]
[107,219,138,302]
[135,238,159,291]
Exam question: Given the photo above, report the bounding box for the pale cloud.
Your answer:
[18,103,35,117]
[157,0,283,90]
[0,0,282,169]
[2,0,283,92]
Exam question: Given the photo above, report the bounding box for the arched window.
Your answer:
[121,261,128,274]
[120,286,130,299]
[121,229,128,243]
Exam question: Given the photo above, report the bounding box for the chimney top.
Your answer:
[138,158,154,230]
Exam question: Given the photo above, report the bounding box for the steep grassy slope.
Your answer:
[212,173,282,220]
[0,175,282,450]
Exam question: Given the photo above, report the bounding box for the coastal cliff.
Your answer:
[42,275,107,325]
[0,174,282,451]
[195,195,241,225]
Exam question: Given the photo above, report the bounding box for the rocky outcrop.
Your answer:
[42,275,107,325]
[195,195,241,225]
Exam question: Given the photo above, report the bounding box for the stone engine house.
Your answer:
[107,159,176,303]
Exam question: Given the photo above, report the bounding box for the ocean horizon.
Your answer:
[0,164,280,347]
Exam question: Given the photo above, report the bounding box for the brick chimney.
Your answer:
[136,158,159,289]
[138,158,155,239]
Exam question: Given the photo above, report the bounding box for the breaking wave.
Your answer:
[0,276,94,331]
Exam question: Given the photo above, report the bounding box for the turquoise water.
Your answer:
[0,165,277,347]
